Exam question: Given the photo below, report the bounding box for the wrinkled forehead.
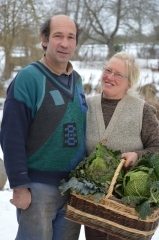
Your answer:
[50,15,76,35]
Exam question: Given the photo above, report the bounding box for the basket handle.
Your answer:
[104,158,126,200]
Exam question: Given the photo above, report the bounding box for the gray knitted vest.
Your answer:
[86,93,145,155]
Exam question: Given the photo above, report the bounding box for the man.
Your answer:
[0,15,87,240]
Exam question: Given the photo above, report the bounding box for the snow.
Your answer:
[0,58,159,239]
[0,183,17,240]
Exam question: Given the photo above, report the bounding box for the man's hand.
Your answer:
[10,188,31,210]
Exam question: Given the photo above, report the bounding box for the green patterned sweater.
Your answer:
[1,61,87,188]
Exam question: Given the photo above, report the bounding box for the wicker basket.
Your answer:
[65,159,159,240]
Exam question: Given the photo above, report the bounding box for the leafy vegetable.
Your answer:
[86,156,109,183]
[59,142,122,202]
[120,153,159,219]
[59,144,159,220]
[123,169,150,197]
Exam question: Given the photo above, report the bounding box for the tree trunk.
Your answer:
[1,49,13,81]
[107,40,115,59]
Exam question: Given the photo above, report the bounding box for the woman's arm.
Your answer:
[122,102,159,168]
[137,102,159,156]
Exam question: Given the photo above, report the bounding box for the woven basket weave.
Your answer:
[66,159,159,240]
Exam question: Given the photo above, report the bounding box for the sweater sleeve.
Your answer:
[0,65,43,188]
[0,82,33,188]
[136,102,159,156]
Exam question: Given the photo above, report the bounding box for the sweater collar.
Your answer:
[39,54,73,76]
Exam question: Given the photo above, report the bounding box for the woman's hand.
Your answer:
[121,152,138,168]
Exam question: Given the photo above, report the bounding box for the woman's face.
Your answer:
[102,57,131,99]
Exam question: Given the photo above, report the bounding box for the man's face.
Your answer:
[42,15,77,66]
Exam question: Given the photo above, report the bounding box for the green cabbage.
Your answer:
[121,154,159,219]
[123,170,150,197]
[59,142,122,202]
[86,156,109,183]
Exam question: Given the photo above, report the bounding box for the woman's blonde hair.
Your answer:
[107,51,140,92]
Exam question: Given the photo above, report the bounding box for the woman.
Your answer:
[85,51,159,240]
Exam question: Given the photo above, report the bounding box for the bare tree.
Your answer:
[0,0,159,81]
[0,0,45,81]
[72,0,159,59]
[78,0,124,58]
[122,0,159,42]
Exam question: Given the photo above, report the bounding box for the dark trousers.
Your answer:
[85,226,121,240]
